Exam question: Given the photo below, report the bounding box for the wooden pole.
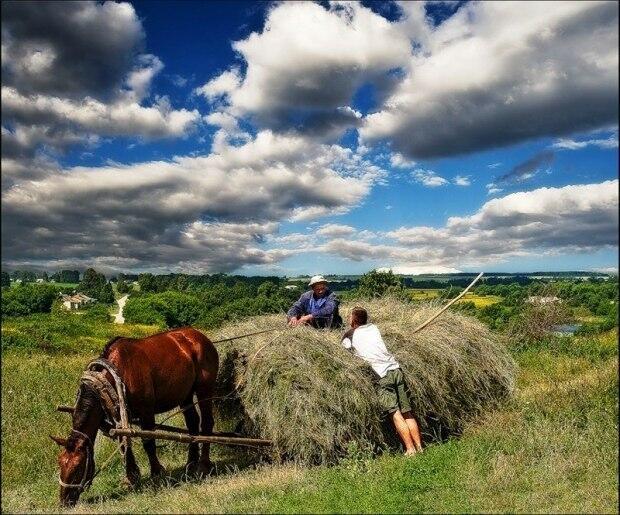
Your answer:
[109,428,272,448]
[57,406,247,439]
[411,272,484,334]
[150,423,244,438]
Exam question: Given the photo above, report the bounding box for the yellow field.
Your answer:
[408,289,502,308]
[457,293,502,308]
[409,289,441,301]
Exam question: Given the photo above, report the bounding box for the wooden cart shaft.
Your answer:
[108,428,272,447]
[58,404,272,448]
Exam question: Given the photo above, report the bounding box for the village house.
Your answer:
[526,295,562,304]
[60,293,96,310]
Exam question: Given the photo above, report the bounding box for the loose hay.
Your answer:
[213,297,516,465]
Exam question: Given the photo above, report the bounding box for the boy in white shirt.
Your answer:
[341,306,423,455]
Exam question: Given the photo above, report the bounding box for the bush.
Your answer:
[157,291,202,327]
[575,315,618,336]
[476,303,516,330]
[124,291,202,327]
[1,284,59,317]
[123,296,166,326]
[505,301,571,346]
[454,300,476,315]
[346,270,409,301]
[82,303,112,323]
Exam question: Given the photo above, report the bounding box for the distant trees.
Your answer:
[257,281,278,298]
[124,280,299,329]
[137,273,157,293]
[51,270,80,283]
[1,271,10,288]
[77,268,114,303]
[115,278,133,295]
[135,272,288,294]
[11,270,36,283]
[352,270,408,299]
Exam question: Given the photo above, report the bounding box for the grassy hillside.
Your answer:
[1,314,617,513]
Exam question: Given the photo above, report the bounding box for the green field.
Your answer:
[10,282,79,289]
[1,311,617,513]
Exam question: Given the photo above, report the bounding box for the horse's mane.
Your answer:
[100,336,125,358]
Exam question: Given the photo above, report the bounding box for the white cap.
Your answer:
[308,275,328,286]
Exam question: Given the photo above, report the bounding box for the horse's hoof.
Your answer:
[151,465,166,478]
[196,462,214,478]
[185,461,199,476]
[121,475,140,489]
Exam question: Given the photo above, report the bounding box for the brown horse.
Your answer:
[50,327,218,507]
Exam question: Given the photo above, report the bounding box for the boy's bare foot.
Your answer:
[404,449,417,456]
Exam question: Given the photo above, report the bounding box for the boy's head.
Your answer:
[349,307,368,328]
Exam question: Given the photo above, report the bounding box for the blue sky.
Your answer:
[1,1,618,276]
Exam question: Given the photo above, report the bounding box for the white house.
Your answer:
[527,296,562,305]
[60,293,96,310]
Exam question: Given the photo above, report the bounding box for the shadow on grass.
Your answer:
[81,447,267,505]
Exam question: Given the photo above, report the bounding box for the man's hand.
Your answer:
[287,317,299,327]
[298,314,314,325]
[288,315,313,327]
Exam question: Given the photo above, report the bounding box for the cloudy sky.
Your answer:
[2,0,618,276]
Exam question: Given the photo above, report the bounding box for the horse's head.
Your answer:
[50,430,95,507]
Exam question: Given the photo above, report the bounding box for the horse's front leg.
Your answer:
[140,412,166,477]
[121,443,141,487]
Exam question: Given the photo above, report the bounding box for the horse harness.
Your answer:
[58,358,131,492]
[81,358,131,437]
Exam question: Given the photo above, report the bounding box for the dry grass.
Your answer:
[213,297,516,465]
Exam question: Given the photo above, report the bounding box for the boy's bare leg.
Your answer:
[402,411,423,451]
[392,410,416,454]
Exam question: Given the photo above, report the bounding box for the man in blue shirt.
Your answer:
[287,275,343,329]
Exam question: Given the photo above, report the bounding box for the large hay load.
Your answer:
[213,297,516,465]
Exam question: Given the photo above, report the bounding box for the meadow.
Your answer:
[1,309,617,513]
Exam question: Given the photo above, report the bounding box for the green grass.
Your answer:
[10,282,79,289]
[1,318,617,513]
[51,282,80,289]
[1,312,158,354]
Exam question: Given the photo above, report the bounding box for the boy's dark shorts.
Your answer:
[377,368,411,415]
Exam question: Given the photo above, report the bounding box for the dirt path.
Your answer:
[114,294,129,324]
